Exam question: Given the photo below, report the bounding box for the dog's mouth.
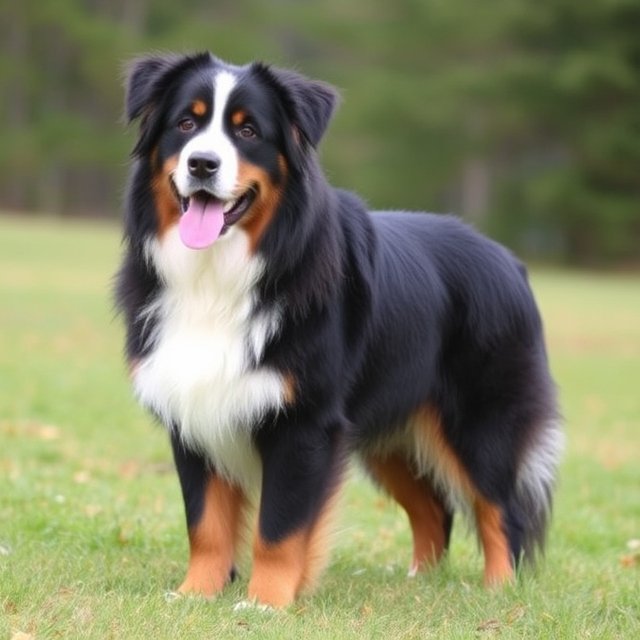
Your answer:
[170,181,257,250]
[179,189,257,227]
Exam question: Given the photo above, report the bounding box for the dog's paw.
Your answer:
[164,591,183,603]
[233,599,275,613]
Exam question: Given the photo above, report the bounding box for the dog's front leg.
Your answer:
[170,431,246,597]
[248,423,346,608]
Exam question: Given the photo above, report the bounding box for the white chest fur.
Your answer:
[133,226,284,491]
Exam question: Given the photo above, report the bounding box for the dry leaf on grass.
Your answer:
[506,604,527,623]
[476,618,501,632]
[620,553,639,568]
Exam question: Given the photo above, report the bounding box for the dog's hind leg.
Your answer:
[365,453,453,576]
[473,496,515,586]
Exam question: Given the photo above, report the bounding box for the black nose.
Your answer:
[187,152,220,179]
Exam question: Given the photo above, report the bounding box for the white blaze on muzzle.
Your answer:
[174,71,240,249]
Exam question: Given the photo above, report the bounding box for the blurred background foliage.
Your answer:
[0,0,639,265]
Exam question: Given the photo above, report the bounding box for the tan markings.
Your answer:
[236,156,287,252]
[248,530,308,608]
[411,405,513,586]
[474,497,514,586]
[367,454,448,574]
[178,476,246,597]
[191,99,207,117]
[231,109,247,126]
[152,154,180,237]
[282,373,296,406]
[248,474,345,607]
[299,473,345,594]
[411,405,475,500]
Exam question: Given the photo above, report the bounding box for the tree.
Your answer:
[482,0,640,263]
[0,0,638,264]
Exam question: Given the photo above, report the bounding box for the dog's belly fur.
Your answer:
[133,225,286,491]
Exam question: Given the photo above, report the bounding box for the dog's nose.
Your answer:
[187,152,220,179]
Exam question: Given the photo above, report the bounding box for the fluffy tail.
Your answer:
[514,416,564,561]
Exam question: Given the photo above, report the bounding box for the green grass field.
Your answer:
[1,215,638,639]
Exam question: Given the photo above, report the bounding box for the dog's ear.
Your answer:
[124,54,185,158]
[124,54,184,123]
[124,53,213,157]
[253,64,340,148]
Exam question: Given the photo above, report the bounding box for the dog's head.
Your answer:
[125,52,339,249]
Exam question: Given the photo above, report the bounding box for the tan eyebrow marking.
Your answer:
[231,109,247,126]
[191,100,207,117]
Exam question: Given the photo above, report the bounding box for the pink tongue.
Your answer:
[178,196,225,249]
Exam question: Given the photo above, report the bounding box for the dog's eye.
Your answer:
[237,124,257,139]
[178,118,195,133]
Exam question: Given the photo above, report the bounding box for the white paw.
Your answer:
[164,591,183,603]
[233,599,274,613]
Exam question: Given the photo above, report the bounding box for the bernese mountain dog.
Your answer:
[115,52,562,608]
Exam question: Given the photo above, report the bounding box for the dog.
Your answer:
[115,52,562,608]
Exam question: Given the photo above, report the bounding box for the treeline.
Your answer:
[1,0,639,264]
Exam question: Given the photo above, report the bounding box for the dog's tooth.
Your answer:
[223,199,237,213]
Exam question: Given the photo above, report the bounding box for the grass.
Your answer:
[0,214,638,639]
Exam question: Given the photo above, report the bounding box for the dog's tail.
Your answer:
[512,414,564,562]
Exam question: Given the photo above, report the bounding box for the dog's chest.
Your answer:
[133,228,284,489]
